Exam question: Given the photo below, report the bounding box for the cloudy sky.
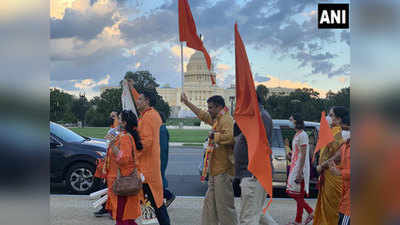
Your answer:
[50,0,350,99]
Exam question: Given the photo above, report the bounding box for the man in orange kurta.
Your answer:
[128,80,171,225]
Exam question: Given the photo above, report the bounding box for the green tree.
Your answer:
[85,107,108,127]
[71,94,90,126]
[50,88,75,123]
[96,88,123,114]
[124,70,171,119]
[326,87,350,109]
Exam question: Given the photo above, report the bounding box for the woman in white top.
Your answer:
[286,113,314,225]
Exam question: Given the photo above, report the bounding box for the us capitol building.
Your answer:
[156,51,235,118]
[156,51,294,118]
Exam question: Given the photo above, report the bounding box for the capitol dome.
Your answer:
[184,51,216,88]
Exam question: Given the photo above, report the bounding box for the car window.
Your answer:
[50,122,85,143]
[271,128,284,148]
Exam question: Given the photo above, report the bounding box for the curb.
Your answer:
[170,143,203,147]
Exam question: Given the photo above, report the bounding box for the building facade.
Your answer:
[157,51,235,118]
[157,51,294,118]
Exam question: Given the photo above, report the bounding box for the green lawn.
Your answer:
[168,129,208,143]
[69,127,209,143]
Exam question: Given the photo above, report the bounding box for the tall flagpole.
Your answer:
[180,42,184,91]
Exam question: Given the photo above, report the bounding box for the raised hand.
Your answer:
[181,92,189,104]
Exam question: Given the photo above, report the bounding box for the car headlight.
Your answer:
[96,151,106,157]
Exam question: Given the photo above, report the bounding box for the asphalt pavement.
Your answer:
[51,146,315,197]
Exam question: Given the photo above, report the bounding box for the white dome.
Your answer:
[184,51,216,87]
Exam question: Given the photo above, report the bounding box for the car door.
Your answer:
[271,128,287,186]
[50,136,65,182]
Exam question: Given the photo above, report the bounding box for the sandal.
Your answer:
[303,213,314,225]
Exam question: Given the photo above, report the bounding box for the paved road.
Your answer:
[51,146,316,198]
[51,146,207,195]
[51,195,317,225]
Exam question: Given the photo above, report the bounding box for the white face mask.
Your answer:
[288,121,295,129]
[342,130,350,141]
[326,116,333,127]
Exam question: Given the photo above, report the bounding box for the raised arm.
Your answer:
[181,92,213,125]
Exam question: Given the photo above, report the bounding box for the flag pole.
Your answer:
[180,42,184,91]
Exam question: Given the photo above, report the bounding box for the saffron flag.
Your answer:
[234,23,273,212]
[314,111,335,158]
[178,0,215,85]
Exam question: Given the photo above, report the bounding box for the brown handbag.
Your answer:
[112,135,143,196]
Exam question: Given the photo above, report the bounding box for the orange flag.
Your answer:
[178,0,215,85]
[313,111,335,159]
[234,23,273,212]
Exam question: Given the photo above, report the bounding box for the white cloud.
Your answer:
[74,78,96,89]
[217,64,231,72]
[170,45,196,60]
[337,76,350,85]
[68,74,113,99]
[97,74,111,85]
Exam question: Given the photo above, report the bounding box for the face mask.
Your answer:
[326,116,332,126]
[288,121,295,129]
[342,130,350,141]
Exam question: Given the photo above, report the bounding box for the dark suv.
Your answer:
[50,122,107,194]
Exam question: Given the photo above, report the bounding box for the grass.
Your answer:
[69,127,209,143]
[70,127,109,139]
[166,118,202,126]
[168,129,209,143]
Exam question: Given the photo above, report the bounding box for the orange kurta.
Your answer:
[136,108,164,208]
[111,132,141,220]
[130,87,164,208]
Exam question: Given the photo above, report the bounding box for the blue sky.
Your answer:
[50,0,350,99]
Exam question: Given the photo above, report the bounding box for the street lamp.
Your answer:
[229,96,235,116]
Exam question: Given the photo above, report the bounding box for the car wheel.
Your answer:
[65,162,98,194]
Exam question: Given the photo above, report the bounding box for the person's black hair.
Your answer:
[141,89,156,107]
[233,123,242,137]
[332,106,350,126]
[159,111,166,123]
[120,110,143,151]
[207,95,225,108]
[106,117,114,127]
[291,113,305,130]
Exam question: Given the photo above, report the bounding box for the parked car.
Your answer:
[50,122,107,194]
[199,119,320,190]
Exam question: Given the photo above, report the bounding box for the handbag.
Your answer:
[112,134,143,196]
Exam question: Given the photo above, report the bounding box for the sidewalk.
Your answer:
[50,195,316,225]
[169,142,203,147]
